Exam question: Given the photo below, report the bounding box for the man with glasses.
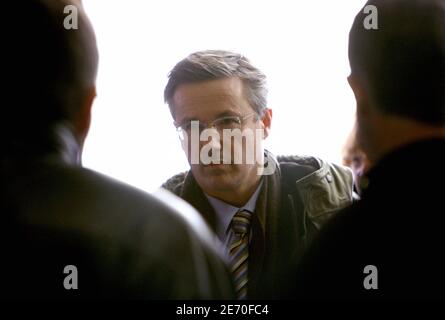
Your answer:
[162,50,355,299]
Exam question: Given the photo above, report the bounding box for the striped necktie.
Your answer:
[228,209,252,300]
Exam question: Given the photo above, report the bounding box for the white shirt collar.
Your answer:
[205,179,263,242]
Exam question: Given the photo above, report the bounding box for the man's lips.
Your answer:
[205,163,226,167]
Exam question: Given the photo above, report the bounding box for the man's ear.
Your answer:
[348,74,363,100]
[347,74,369,116]
[75,86,96,144]
[260,108,272,139]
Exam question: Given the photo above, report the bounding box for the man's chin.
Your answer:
[192,165,238,189]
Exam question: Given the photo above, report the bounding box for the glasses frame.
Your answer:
[175,112,258,139]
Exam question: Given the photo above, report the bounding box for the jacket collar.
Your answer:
[180,171,220,232]
[5,123,82,167]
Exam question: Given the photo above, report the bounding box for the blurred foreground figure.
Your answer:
[295,0,445,299]
[1,0,234,299]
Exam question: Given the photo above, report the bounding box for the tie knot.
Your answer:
[231,210,252,235]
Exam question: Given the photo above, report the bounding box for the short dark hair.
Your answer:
[164,50,268,119]
[4,0,98,132]
[349,0,445,126]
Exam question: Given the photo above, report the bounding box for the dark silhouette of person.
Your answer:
[295,0,445,299]
[1,0,234,299]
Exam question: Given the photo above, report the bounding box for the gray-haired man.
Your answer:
[162,50,354,299]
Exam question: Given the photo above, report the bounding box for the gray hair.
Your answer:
[164,50,268,118]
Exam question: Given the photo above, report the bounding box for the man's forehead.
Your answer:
[172,77,251,120]
[173,77,244,100]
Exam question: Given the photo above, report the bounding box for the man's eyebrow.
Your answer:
[214,111,239,119]
[177,111,239,126]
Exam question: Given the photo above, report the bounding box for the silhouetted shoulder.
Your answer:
[3,163,234,299]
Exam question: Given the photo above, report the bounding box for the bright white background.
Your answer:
[82,0,365,193]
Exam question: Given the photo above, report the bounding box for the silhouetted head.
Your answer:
[348,0,445,162]
[4,0,98,148]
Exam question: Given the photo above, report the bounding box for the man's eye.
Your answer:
[219,118,239,125]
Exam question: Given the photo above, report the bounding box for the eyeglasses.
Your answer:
[175,112,257,140]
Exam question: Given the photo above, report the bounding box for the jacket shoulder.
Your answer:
[277,155,319,185]
[278,155,354,228]
[161,171,188,195]
[277,154,321,170]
